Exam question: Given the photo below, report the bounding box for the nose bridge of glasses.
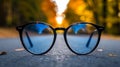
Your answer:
[55,28,66,31]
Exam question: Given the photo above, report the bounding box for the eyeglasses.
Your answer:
[16,21,104,55]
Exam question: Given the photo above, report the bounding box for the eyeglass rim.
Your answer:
[64,22,104,55]
[16,21,104,55]
[16,22,57,55]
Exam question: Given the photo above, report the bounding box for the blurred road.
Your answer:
[0,35,120,67]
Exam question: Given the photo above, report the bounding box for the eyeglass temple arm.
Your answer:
[25,32,33,48]
[86,31,95,48]
[86,25,104,48]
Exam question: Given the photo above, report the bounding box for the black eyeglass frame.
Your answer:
[16,22,104,55]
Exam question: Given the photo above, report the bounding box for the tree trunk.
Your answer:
[0,0,6,26]
[103,0,107,23]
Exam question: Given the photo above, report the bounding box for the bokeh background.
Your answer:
[0,0,120,35]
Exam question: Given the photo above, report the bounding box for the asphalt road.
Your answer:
[0,35,120,67]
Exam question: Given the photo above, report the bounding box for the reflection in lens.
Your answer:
[22,23,54,54]
[66,23,99,54]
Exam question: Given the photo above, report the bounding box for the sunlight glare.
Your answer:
[56,15,64,25]
[51,0,70,25]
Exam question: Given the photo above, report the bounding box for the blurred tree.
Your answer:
[85,0,120,35]
[0,0,6,26]
[106,0,120,35]
[0,0,48,26]
[41,0,56,26]
[65,8,81,24]
[0,0,120,35]
[65,0,95,25]
[12,0,47,25]
[84,0,101,24]
[0,0,12,26]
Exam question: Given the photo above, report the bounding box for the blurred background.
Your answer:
[0,0,120,36]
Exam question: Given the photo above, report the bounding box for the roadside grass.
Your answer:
[0,27,18,38]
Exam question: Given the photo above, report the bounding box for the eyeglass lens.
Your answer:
[66,23,99,54]
[22,24,55,54]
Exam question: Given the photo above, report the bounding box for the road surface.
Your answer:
[0,35,120,67]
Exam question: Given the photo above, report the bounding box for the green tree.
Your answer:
[85,0,120,35]
[12,0,47,25]
[106,0,120,35]
[65,8,81,24]
[0,0,12,26]
[0,0,48,26]
[0,0,5,26]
